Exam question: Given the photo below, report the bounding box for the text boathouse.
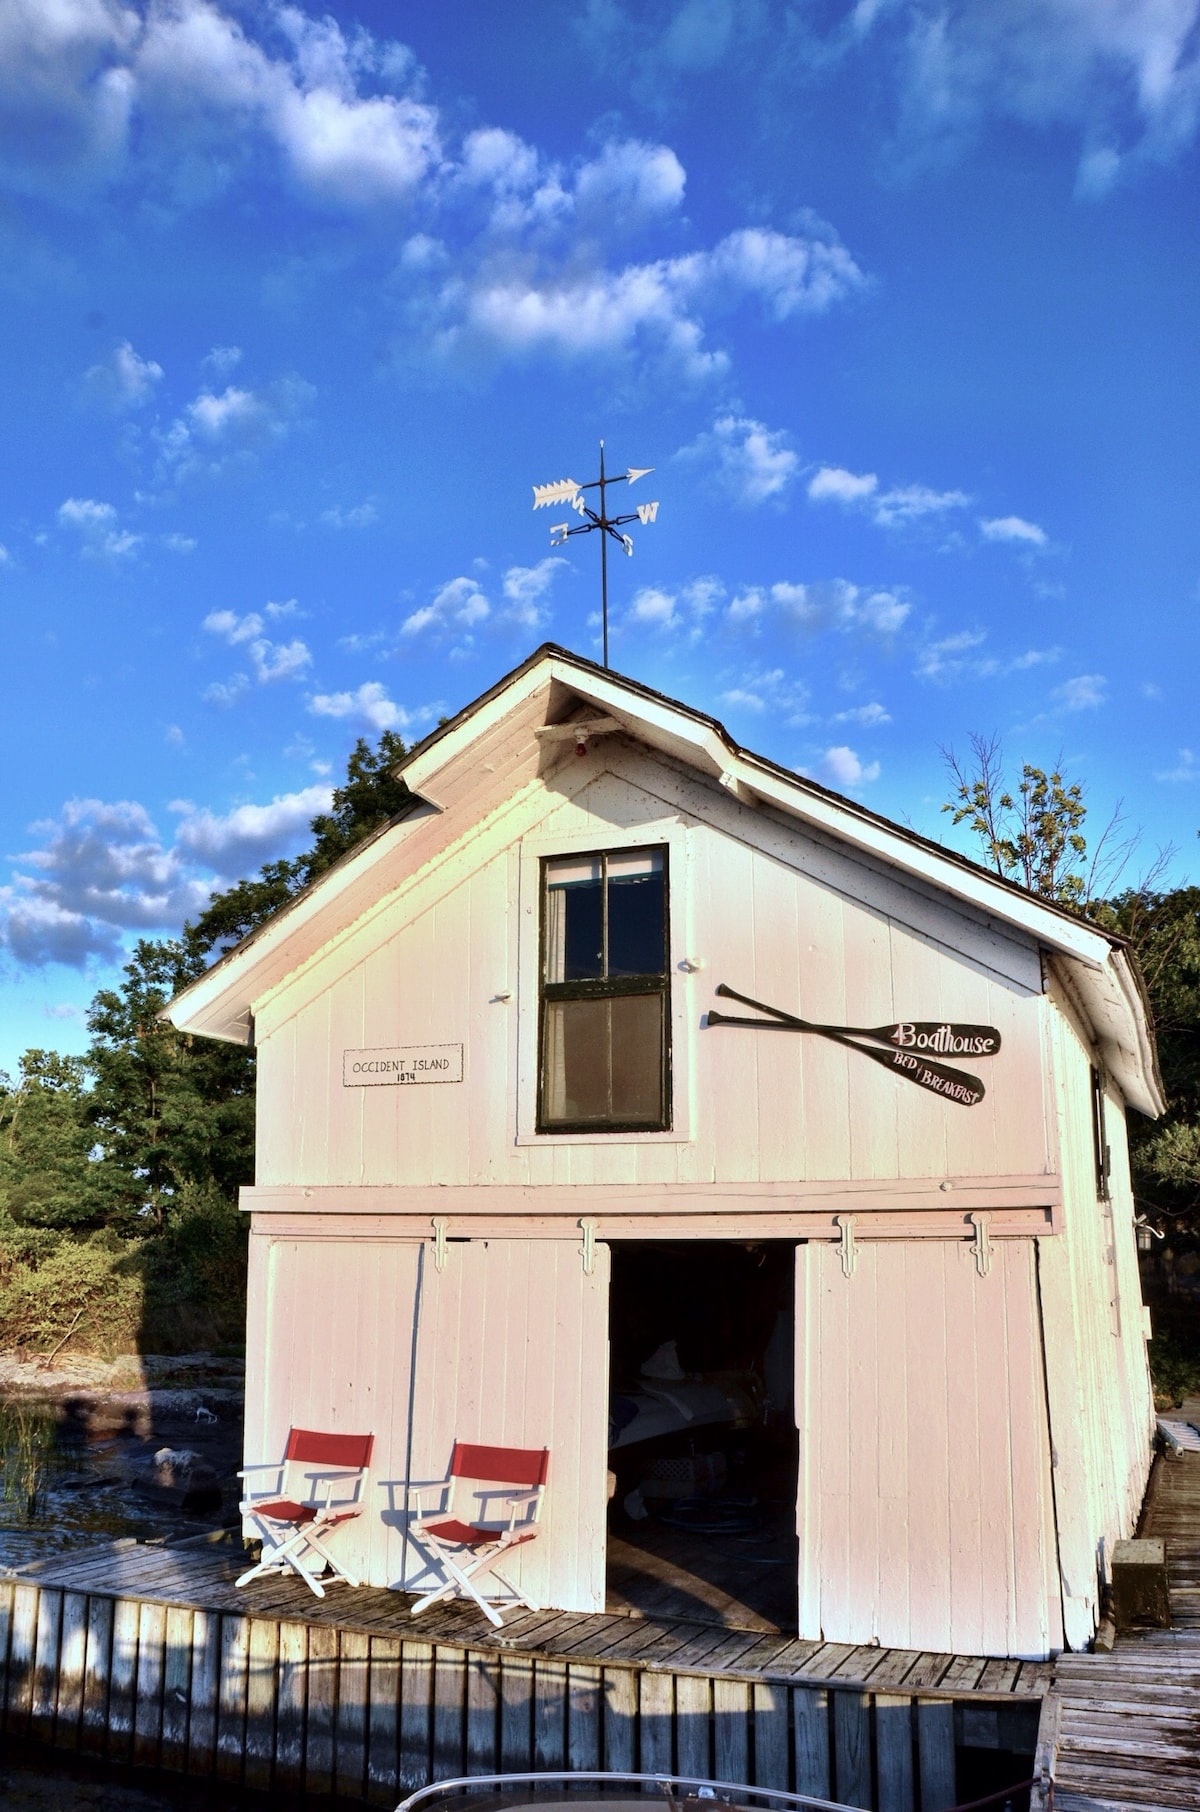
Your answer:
[167,644,1163,1661]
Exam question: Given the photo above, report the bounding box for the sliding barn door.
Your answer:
[795,1238,1062,1658]
[245,1228,611,1611]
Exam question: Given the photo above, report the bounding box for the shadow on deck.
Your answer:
[1,1534,1048,1810]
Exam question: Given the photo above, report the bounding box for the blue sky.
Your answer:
[1,0,1198,1076]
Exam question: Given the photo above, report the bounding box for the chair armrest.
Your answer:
[501,1488,542,1504]
[237,1462,285,1478]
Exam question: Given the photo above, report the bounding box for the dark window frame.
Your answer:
[1091,1064,1112,1202]
[536,844,672,1135]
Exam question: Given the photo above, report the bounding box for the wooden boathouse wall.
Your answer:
[0,1562,1047,1810]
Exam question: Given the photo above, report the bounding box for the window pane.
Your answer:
[541,994,664,1127]
[544,858,603,982]
[607,858,665,978]
[609,993,665,1120]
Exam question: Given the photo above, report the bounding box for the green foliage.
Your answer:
[941,733,1102,908]
[1104,885,1200,1225]
[0,1222,144,1357]
[0,1051,107,1230]
[1147,1323,1200,1409]
[0,726,410,1357]
[138,1184,249,1353]
[0,1402,54,1517]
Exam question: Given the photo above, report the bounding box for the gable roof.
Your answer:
[165,643,1164,1116]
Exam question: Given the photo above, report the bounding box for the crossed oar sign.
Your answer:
[706,983,1002,1109]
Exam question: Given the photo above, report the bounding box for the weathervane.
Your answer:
[532,441,659,669]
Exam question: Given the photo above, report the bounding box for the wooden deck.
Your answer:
[1033,1451,1200,1811]
[8,1533,1053,1700]
[0,1534,1049,1809]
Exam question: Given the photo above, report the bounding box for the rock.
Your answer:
[135,1447,222,1511]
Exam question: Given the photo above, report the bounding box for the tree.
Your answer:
[1105,885,1200,1227]
[940,732,1141,913]
[0,1051,106,1230]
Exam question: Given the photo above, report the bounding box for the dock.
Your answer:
[0,1535,1049,1810]
[1032,1449,1200,1811]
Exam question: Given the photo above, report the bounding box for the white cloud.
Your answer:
[916,629,989,681]
[917,629,1062,683]
[4,797,210,960]
[872,482,970,527]
[401,574,489,638]
[881,0,1200,194]
[0,776,356,967]
[84,339,163,409]
[156,373,315,484]
[173,784,332,876]
[203,673,249,708]
[265,597,300,619]
[501,557,568,628]
[816,745,881,788]
[808,465,969,528]
[249,638,311,682]
[834,701,891,726]
[202,606,310,683]
[1054,672,1106,711]
[720,575,908,636]
[0,0,138,199]
[57,496,141,559]
[271,84,439,206]
[625,577,721,637]
[1156,748,1198,782]
[573,138,686,221]
[201,344,242,377]
[980,514,1049,546]
[0,543,11,565]
[718,666,810,723]
[454,224,864,378]
[162,532,197,553]
[308,680,412,731]
[837,584,910,632]
[679,414,799,506]
[321,500,379,529]
[808,466,878,504]
[204,607,263,645]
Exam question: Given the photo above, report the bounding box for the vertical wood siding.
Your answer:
[252,744,1052,1196]
[0,1575,984,1810]
[1036,977,1155,1649]
[795,1239,1062,1659]
[245,1230,610,1610]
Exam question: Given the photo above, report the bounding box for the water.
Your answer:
[0,1398,243,1567]
[0,1740,350,1810]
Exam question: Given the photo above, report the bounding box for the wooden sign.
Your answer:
[343,1044,464,1087]
[708,984,1000,1107]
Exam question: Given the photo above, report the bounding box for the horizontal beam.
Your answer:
[242,1174,1062,1219]
[248,1206,1058,1243]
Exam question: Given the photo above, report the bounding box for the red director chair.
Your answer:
[408,1442,550,1628]
[237,1427,374,1599]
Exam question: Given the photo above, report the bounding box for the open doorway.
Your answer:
[605,1239,799,1632]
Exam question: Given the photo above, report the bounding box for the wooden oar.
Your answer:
[707,983,988,1108]
[709,982,1001,1055]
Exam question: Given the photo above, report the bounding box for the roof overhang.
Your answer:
[165,644,1165,1116]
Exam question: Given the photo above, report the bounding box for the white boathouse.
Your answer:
[167,644,1162,1661]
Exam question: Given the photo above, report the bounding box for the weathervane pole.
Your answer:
[599,440,609,667]
[531,443,660,671]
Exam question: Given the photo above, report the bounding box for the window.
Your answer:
[538,847,670,1132]
[1091,1065,1111,1201]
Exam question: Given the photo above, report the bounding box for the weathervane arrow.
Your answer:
[531,441,660,668]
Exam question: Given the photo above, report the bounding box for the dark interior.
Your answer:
[605,1240,799,1633]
